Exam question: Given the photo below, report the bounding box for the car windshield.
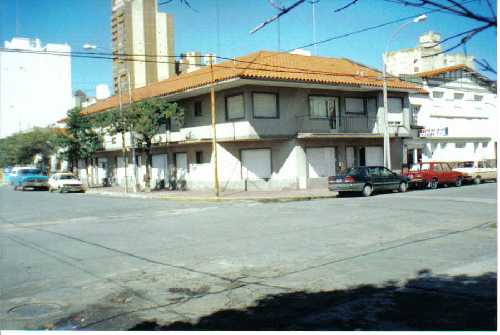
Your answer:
[18,169,42,175]
[410,163,430,171]
[59,174,76,180]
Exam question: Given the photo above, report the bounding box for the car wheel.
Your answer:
[473,176,481,185]
[429,179,438,189]
[58,186,63,193]
[455,177,462,187]
[362,184,372,197]
[398,182,408,193]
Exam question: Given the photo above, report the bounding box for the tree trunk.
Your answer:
[121,131,129,192]
[144,141,152,192]
[85,158,91,187]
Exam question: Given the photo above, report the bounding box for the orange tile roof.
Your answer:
[81,50,425,116]
[415,64,474,78]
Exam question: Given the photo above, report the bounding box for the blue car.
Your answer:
[12,168,49,191]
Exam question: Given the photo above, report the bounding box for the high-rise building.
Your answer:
[385,31,475,76]
[111,0,175,93]
[0,37,73,138]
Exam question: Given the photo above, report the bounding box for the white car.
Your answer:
[452,160,497,184]
[48,173,85,193]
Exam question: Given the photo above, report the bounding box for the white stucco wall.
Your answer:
[0,37,72,138]
[407,74,497,162]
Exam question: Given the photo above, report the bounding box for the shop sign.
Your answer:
[419,127,448,137]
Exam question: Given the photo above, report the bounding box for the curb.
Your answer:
[84,190,338,203]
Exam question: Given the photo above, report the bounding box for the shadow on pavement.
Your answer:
[130,270,497,331]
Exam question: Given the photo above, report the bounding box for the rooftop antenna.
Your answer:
[15,0,20,36]
[309,0,319,55]
[216,0,221,57]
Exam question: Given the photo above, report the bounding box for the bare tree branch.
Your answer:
[485,0,496,17]
[268,0,285,11]
[250,0,306,34]
[422,24,492,57]
[158,0,197,12]
[334,0,360,12]
[475,58,497,74]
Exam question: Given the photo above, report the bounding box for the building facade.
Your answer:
[111,0,175,93]
[75,51,423,191]
[0,37,73,138]
[403,65,497,165]
[385,32,475,76]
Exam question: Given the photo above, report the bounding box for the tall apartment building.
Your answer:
[0,37,72,138]
[385,31,475,76]
[111,0,175,93]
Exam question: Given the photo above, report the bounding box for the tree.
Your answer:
[95,97,183,192]
[59,107,103,185]
[0,127,61,170]
[95,107,133,191]
[127,98,184,192]
[252,0,496,73]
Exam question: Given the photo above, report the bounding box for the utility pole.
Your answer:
[382,59,391,170]
[209,59,220,197]
[118,77,129,193]
[127,72,138,192]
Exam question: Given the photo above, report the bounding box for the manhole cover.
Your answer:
[8,303,62,318]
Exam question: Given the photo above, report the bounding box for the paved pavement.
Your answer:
[0,183,497,330]
[84,186,336,202]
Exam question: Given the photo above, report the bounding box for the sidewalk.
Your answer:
[84,186,338,202]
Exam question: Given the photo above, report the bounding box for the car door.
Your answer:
[440,163,454,183]
[380,167,400,190]
[366,167,383,191]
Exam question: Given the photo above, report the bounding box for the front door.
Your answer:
[346,146,355,168]
[175,153,188,180]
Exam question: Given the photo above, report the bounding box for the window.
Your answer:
[414,66,419,73]
[441,163,451,172]
[474,95,483,101]
[410,104,421,125]
[433,163,442,172]
[456,142,466,148]
[252,92,278,118]
[388,97,403,124]
[366,167,379,177]
[195,151,204,164]
[225,94,245,120]
[454,92,464,100]
[309,96,337,119]
[366,98,377,115]
[194,101,202,117]
[379,167,394,177]
[345,98,365,114]
[432,91,444,99]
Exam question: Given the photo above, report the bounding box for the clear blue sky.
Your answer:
[0,0,496,95]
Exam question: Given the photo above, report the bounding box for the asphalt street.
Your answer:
[0,183,497,330]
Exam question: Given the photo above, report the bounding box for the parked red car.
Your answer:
[403,162,464,189]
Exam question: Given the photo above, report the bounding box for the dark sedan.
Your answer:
[328,166,409,197]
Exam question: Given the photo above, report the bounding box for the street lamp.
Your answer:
[382,14,427,169]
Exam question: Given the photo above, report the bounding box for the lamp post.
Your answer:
[382,14,427,169]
